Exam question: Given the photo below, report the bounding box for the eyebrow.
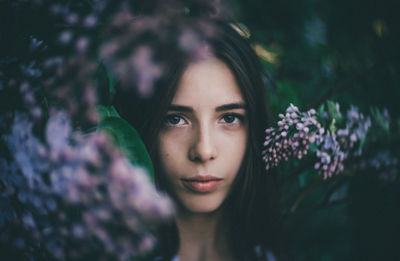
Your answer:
[168,103,247,112]
[216,103,247,111]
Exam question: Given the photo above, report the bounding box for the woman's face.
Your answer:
[157,57,248,214]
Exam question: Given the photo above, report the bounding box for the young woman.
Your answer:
[113,18,283,261]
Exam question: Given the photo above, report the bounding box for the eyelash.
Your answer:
[164,114,187,127]
[220,113,244,125]
[163,113,244,127]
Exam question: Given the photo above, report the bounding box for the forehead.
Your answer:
[171,57,245,107]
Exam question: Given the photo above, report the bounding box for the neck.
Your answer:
[176,207,235,261]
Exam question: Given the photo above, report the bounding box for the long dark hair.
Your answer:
[113,17,283,260]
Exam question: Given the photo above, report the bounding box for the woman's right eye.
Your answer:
[164,114,187,126]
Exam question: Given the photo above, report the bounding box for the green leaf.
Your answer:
[317,103,325,119]
[357,136,366,153]
[97,116,154,183]
[106,68,117,96]
[96,105,121,121]
[329,118,336,135]
[273,80,303,113]
[96,62,117,106]
[327,100,342,123]
[370,106,390,134]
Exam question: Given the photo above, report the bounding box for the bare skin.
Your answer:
[158,57,247,261]
[176,208,236,261]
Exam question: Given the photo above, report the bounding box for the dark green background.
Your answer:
[231,1,400,260]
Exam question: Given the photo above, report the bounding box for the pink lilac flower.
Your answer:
[263,103,372,179]
[262,104,324,170]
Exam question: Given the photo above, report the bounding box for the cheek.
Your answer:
[157,131,186,177]
[219,128,247,160]
[214,128,247,186]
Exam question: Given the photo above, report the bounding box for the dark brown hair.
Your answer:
[114,18,283,260]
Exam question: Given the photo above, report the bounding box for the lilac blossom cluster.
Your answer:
[315,105,371,178]
[11,0,108,54]
[336,106,372,154]
[314,132,346,179]
[263,103,372,179]
[1,111,173,260]
[99,6,220,98]
[2,0,112,128]
[262,104,324,170]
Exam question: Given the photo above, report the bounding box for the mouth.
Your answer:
[181,175,223,193]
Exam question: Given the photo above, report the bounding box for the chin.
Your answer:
[177,194,226,214]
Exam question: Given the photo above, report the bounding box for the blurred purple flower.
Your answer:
[58,31,73,45]
[20,61,42,78]
[3,111,174,260]
[130,46,162,98]
[83,14,98,28]
[5,113,48,187]
[46,111,71,156]
[75,37,90,53]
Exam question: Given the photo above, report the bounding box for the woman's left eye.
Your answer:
[220,113,243,125]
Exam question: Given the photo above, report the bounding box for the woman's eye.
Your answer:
[220,113,243,125]
[164,114,186,126]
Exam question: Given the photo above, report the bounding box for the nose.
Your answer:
[188,123,217,163]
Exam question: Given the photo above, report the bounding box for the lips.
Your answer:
[181,175,223,193]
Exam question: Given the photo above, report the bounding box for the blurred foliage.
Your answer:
[231,0,400,260]
[232,0,400,117]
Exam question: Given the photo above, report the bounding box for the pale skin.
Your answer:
[157,57,248,261]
